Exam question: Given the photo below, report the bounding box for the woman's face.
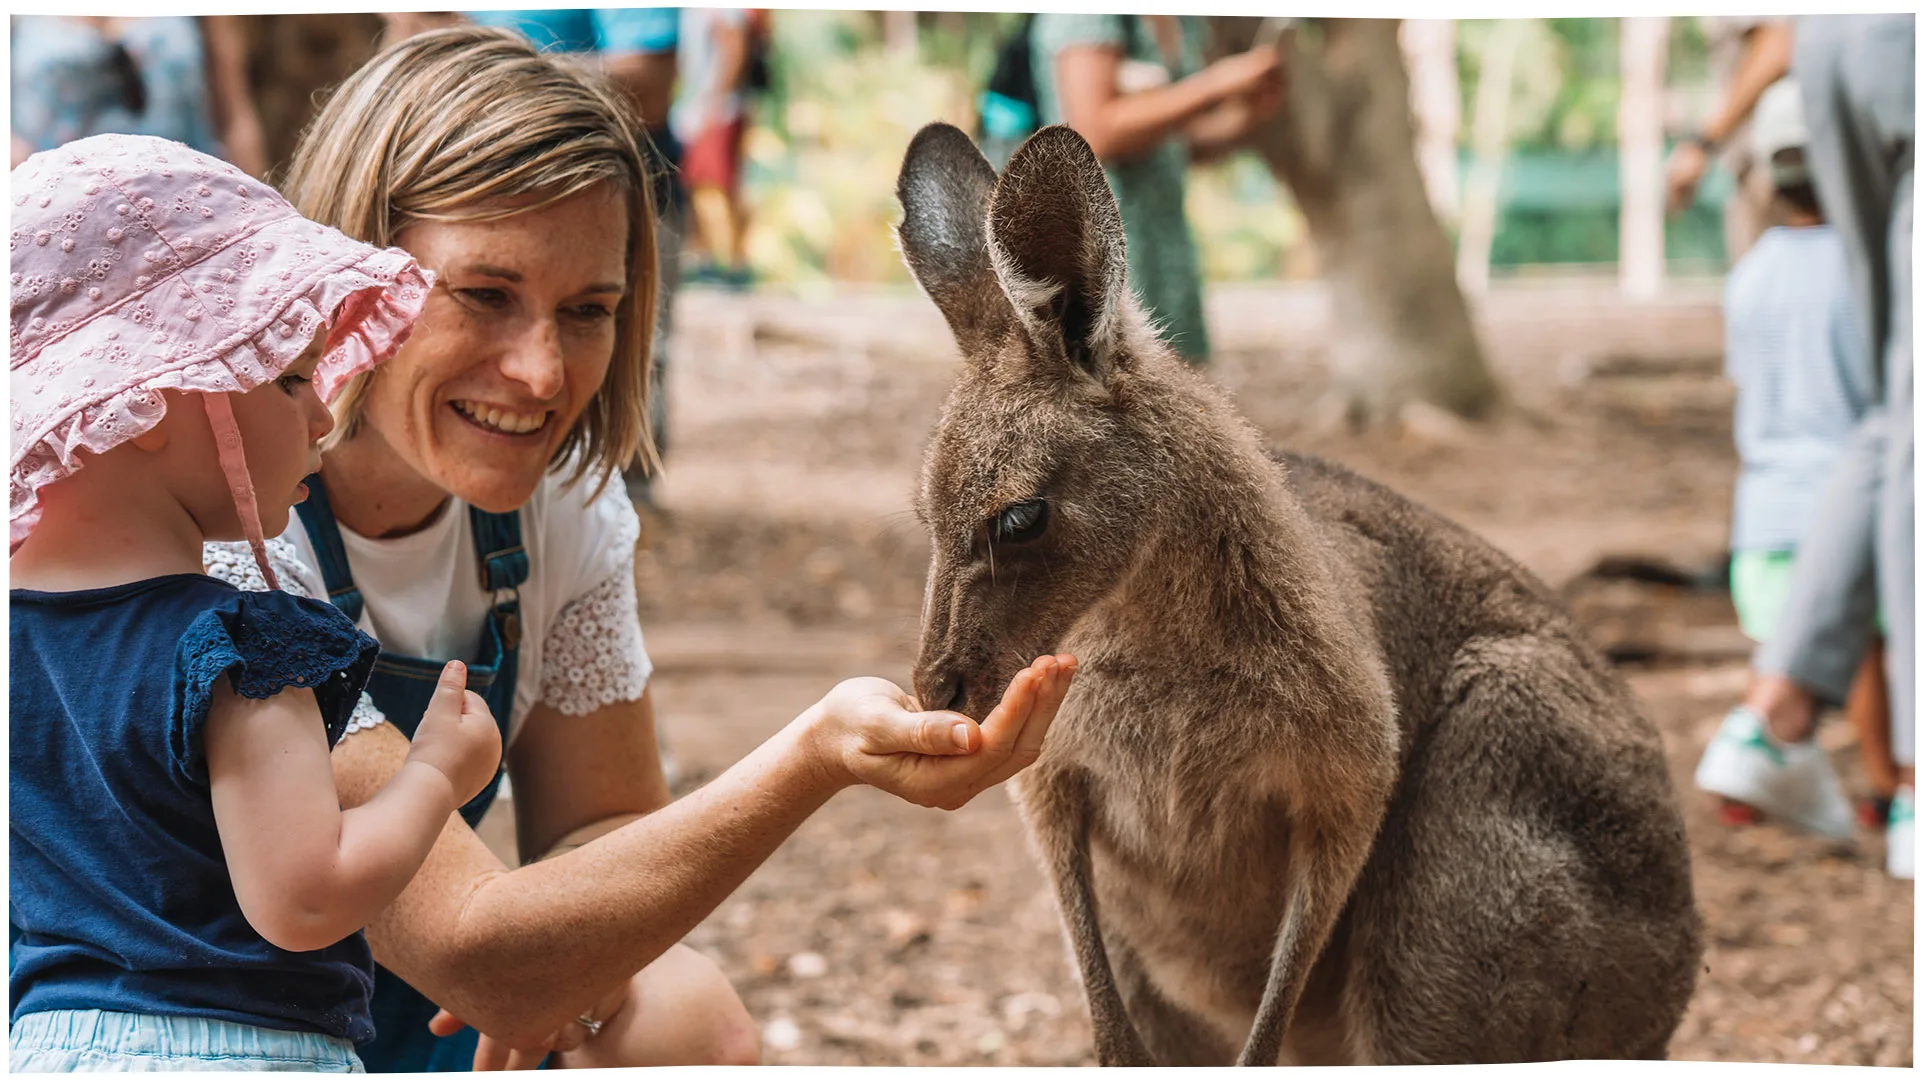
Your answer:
[361,182,630,513]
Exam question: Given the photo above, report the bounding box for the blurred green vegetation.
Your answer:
[736,14,1738,289]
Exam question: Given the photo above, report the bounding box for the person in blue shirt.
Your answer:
[8,134,501,1071]
[1694,78,1895,841]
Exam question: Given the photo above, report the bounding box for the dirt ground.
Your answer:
[481,282,1913,1067]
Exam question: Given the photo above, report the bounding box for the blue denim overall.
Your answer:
[295,474,526,1072]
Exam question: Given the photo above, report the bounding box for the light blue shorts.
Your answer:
[10,1009,363,1072]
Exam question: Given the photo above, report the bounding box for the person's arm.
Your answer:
[1667,20,1794,213]
[207,663,503,952]
[1183,74,1285,165]
[197,15,267,178]
[1055,40,1281,165]
[338,656,1074,1046]
[508,691,669,864]
[709,15,750,98]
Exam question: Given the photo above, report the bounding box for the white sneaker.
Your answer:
[1888,787,1914,880]
[1694,706,1856,841]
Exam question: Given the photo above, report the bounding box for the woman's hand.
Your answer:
[803,656,1078,811]
[428,980,629,1069]
[1188,61,1287,163]
[1666,140,1711,214]
[1201,43,1285,103]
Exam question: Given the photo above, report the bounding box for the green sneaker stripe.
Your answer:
[1732,726,1787,768]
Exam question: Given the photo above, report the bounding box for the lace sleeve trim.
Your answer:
[202,538,390,739]
[342,691,388,738]
[203,538,318,600]
[537,554,654,716]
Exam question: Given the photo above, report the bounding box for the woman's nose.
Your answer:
[498,322,567,400]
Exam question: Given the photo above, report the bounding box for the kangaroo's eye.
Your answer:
[991,498,1049,544]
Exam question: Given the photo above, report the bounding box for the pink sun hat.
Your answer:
[10,134,434,582]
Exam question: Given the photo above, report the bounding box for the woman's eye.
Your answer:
[458,288,509,309]
[275,373,311,394]
[990,498,1050,544]
[567,302,616,323]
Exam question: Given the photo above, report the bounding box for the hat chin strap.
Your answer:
[202,392,282,592]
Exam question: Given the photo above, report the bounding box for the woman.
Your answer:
[10,15,265,175]
[205,26,1077,1070]
[1032,14,1285,365]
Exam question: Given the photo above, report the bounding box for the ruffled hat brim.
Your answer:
[10,212,433,549]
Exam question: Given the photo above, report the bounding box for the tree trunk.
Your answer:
[243,14,385,179]
[883,9,918,58]
[1399,19,1459,224]
[1455,19,1524,299]
[1617,17,1670,298]
[1212,17,1501,428]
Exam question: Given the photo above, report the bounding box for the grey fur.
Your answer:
[897,123,1702,1066]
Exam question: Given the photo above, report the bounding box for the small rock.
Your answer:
[761,1017,801,1053]
[1000,991,1064,1024]
[977,1029,1007,1055]
[881,908,928,946]
[1396,399,1475,448]
[788,950,829,978]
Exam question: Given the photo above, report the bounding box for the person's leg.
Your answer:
[1874,163,1913,782]
[720,116,750,278]
[1844,640,1897,812]
[1834,13,1914,792]
[550,944,760,1068]
[1747,412,1885,737]
[690,185,736,278]
[1743,16,1893,742]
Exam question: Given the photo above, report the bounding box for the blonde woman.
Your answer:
[205,26,1077,1071]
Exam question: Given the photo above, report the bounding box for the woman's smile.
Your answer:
[450,399,553,437]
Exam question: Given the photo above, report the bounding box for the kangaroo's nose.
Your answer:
[916,667,965,715]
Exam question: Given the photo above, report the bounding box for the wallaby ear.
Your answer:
[896,122,1017,356]
[985,125,1131,382]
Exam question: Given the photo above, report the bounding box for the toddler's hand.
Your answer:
[407,661,504,806]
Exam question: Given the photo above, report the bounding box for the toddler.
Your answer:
[1693,79,1896,848]
[9,135,502,1071]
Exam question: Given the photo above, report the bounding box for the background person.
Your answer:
[10,15,265,176]
[1032,13,1284,365]
[1693,78,1892,838]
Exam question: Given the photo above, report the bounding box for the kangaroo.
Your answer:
[895,122,1702,1066]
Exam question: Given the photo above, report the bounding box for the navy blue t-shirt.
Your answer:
[10,574,382,1042]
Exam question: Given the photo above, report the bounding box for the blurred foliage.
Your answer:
[742,10,992,291]
[736,14,1735,288]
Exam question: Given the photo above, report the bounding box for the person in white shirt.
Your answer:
[206,26,1078,1072]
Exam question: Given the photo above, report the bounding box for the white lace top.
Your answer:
[203,473,653,745]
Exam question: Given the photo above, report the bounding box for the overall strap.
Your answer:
[293,473,365,623]
[468,505,529,594]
